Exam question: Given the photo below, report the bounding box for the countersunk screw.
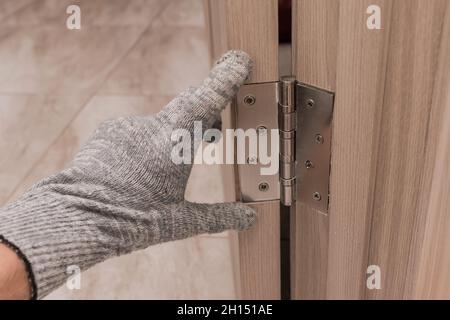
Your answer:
[305,160,314,169]
[247,156,258,165]
[257,126,267,135]
[306,98,315,109]
[315,134,324,144]
[313,192,322,201]
[243,95,256,106]
[259,182,269,192]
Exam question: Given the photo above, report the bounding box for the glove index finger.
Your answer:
[195,50,253,111]
[159,50,253,130]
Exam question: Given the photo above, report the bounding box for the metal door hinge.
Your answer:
[235,76,334,214]
[278,76,297,206]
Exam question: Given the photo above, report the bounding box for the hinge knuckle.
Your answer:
[279,76,296,110]
[278,76,297,206]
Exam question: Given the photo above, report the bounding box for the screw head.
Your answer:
[257,126,267,135]
[247,156,258,165]
[313,192,322,201]
[258,182,269,192]
[315,134,324,144]
[306,98,315,109]
[305,160,314,169]
[243,95,256,106]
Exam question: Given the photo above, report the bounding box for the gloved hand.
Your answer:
[0,50,256,299]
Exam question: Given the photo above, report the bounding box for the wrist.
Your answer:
[0,191,112,299]
[0,241,32,300]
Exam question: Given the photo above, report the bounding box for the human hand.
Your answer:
[0,50,256,299]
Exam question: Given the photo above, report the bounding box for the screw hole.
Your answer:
[305,160,314,169]
[313,192,322,201]
[306,98,315,109]
[243,95,256,106]
[314,134,324,144]
[259,182,269,192]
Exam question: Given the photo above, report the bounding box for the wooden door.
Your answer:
[204,0,281,299]
[205,0,450,299]
[292,0,450,299]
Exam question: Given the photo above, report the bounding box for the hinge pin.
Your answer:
[278,76,297,206]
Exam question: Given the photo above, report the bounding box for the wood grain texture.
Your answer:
[328,0,393,299]
[364,0,449,299]
[224,0,278,82]
[206,0,278,82]
[400,2,450,300]
[291,203,329,299]
[412,94,450,299]
[236,201,280,299]
[292,0,339,91]
[293,0,450,299]
[204,0,280,299]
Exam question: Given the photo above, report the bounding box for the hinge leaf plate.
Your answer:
[296,83,334,214]
[235,82,280,202]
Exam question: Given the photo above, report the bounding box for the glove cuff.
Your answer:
[0,191,113,299]
[0,234,37,299]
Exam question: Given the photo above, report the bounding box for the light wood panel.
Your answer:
[292,0,339,91]
[293,0,450,299]
[327,0,393,299]
[402,2,450,299]
[204,0,280,299]
[236,201,280,299]
[363,0,448,299]
[413,94,450,299]
[291,203,329,299]
[205,0,278,82]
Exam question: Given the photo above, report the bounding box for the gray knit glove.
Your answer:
[0,50,256,299]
